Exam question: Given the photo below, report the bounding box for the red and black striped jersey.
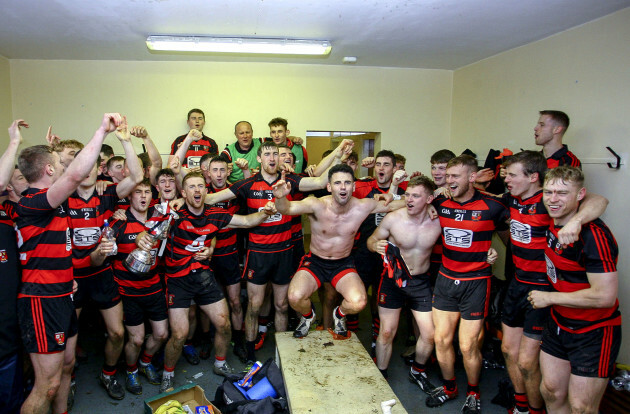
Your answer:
[433,190,509,279]
[229,172,303,252]
[545,145,581,169]
[545,219,620,333]
[14,188,73,297]
[207,184,240,256]
[0,202,14,227]
[170,134,219,168]
[115,196,130,210]
[110,208,162,296]
[501,191,551,285]
[67,184,118,278]
[352,179,407,248]
[165,204,233,278]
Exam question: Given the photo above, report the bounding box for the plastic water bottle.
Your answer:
[102,220,118,256]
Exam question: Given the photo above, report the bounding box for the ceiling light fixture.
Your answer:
[146,35,332,56]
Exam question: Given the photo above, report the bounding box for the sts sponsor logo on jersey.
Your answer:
[545,254,557,284]
[443,227,473,248]
[510,220,532,244]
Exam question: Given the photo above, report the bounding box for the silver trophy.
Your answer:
[124,202,179,275]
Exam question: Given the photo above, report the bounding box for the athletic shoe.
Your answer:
[254,332,267,350]
[213,362,234,377]
[408,370,436,394]
[67,379,76,411]
[233,342,248,363]
[293,311,316,338]
[182,344,200,365]
[159,375,174,394]
[199,340,212,360]
[461,392,481,413]
[425,385,458,408]
[99,372,125,400]
[138,362,160,385]
[508,407,529,414]
[125,371,142,395]
[333,307,347,336]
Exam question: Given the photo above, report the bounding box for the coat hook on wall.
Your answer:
[606,146,621,169]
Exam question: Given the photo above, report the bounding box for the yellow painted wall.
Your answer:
[452,8,630,363]
[0,55,12,152]
[9,60,452,173]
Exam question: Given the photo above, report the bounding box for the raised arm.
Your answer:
[0,120,27,191]
[310,138,354,178]
[174,129,201,165]
[557,192,609,246]
[47,113,122,208]
[271,173,318,216]
[114,119,144,198]
[227,201,277,228]
[131,126,162,185]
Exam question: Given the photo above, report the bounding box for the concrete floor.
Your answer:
[69,301,512,414]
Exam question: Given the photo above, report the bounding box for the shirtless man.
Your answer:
[272,163,404,338]
[367,176,441,388]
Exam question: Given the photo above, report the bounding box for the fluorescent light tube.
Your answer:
[146,36,332,56]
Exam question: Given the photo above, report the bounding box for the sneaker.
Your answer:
[99,372,125,400]
[425,385,458,408]
[138,363,160,385]
[183,344,200,365]
[199,340,212,360]
[293,311,315,338]
[254,332,267,350]
[409,370,436,394]
[159,375,174,394]
[67,379,76,411]
[233,342,248,363]
[333,308,347,336]
[213,362,234,377]
[461,392,481,413]
[125,371,142,395]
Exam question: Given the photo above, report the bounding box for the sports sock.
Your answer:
[214,356,226,367]
[246,340,256,362]
[514,392,528,411]
[102,364,117,377]
[302,309,313,319]
[258,315,269,333]
[127,363,138,373]
[162,365,175,378]
[139,351,153,366]
[335,306,345,319]
[379,368,388,379]
[467,382,480,396]
[444,378,457,392]
[411,361,426,374]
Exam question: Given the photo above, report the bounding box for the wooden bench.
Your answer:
[275,330,407,414]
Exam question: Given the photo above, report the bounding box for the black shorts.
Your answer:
[541,317,621,378]
[243,248,293,285]
[73,270,121,310]
[432,273,491,320]
[352,247,384,288]
[297,252,357,288]
[292,239,306,273]
[212,251,241,287]
[166,270,225,308]
[122,291,168,326]
[17,295,78,353]
[501,279,551,339]
[377,273,432,312]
